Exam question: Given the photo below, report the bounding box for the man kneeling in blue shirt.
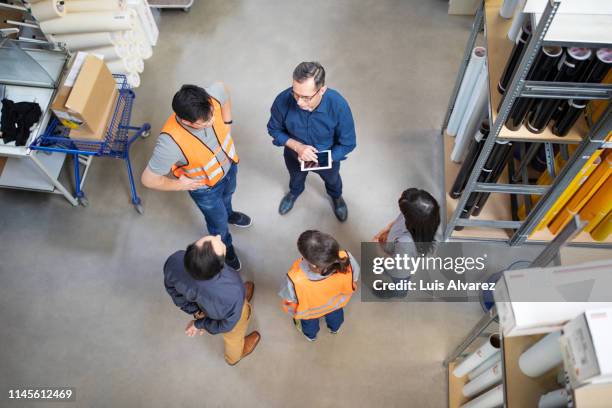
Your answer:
[267,62,357,221]
[163,235,260,365]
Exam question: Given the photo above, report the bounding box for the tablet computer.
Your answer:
[300,150,332,171]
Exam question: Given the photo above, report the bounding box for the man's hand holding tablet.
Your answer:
[301,150,332,171]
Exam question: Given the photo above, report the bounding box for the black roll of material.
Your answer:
[526,47,592,134]
[472,142,514,216]
[498,20,532,94]
[551,48,612,136]
[450,119,490,199]
[502,46,563,131]
[454,141,513,229]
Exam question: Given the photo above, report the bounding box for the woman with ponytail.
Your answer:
[280,230,360,342]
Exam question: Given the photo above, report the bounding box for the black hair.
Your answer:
[183,240,225,280]
[172,84,213,123]
[293,62,326,88]
[297,230,350,276]
[398,188,440,255]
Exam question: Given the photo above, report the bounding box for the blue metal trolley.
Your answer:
[29,74,151,214]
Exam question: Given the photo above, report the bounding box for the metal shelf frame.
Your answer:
[441,0,612,247]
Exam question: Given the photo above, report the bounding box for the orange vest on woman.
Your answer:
[161,97,239,187]
[282,250,356,320]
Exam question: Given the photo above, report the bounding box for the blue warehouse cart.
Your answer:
[30,74,151,214]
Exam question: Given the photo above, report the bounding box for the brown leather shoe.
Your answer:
[228,331,260,366]
[244,281,254,302]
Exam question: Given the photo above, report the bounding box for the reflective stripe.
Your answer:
[192,175,208,180]
[227,145,236,160]
[185,167,205,174]
[208,167,223,180]
[222,134,232,150]
[294,293,350,319]
[204,158,218,171]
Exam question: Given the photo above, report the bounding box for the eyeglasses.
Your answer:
[292,87,321,103]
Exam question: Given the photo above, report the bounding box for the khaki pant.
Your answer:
[222,301,252,364]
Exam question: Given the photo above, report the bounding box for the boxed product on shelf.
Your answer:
[50,53,117,141]
[561,308,612,389]
[493,260,612,337]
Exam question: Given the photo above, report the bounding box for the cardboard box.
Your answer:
[561,308,612,389]
[573,382,612,407]
[51,53,117,140]
[493,260,612,337]
[69,88,118,141]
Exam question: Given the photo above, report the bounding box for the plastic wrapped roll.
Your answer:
[31,0,66,21]
[453,65,488,163]
[453,335,501,378]
[498,20,531,94]
[591,211,612,241]
[39,11,133,34]
[106,57,131,74]
[499,0,517,18]
[463,361,503,397]
[467,351,501,380]
[460,384,504,408]
[580,48,612,83]
[450,119,490,199]
[503,46,562,131]
[129,57,144,73]
[127,72,140,88]
[519,331,563,378]
[50,32,119,49]
[448,47,487,136]
[472,142,513,216]
[527,48,592,134]
[507,0,526,41]
[538,388,569,408]
[65,0,127,13]
[551,99,587,137]
[86,43,130,61]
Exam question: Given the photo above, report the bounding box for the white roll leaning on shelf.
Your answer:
[462,361,503,398]
[39,11,133,35]
[507,0,527,41]
[451,63,488,163]
[518,331,563,378]
[460,384,504,408]
[453,334,501,378]
[65,0,127,13]
[127,72,140,88]
[538,388,569,408]
[467,351,501,380]
[85,43,130,61]
[106,57,131,74]
[499,0,518,19]
[49,32,119,49]
[30,0,66,21]
[447,46,486,136]
[129,57,144,73]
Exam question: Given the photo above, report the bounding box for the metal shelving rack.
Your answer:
[440,0,612,247]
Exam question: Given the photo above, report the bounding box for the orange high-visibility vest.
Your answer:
[161,97,239,187]
[282,250,356,320]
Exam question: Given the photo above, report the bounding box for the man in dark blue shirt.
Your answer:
[163,235,260,365]
[267,62,356,221]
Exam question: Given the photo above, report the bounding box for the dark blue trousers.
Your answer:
[283,148,343,199]
[301,308,344,339]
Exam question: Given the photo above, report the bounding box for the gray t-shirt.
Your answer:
[147,82,231,180]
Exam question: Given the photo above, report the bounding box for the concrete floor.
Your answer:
[1,1,610,407]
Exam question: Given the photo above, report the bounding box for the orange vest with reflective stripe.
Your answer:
[282,250,356,320]
[161,97,239,187]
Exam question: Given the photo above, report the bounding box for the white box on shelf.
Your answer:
[127,0,158,46]
[561,308,612,388]
[493,260,612,337]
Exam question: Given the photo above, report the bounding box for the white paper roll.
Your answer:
[86,44,130,61]
[453,334,501,378]
[507,0,527,41]
[132,16,153,58]
[452,64,488,163]
[447,47,486,136]
[127,72,140,88]
[519,331,563,378]
[463,362,503,398]
[538,388,569,408]
[129,57,144,73]
[51,32,119,49]
[499,0,518,19]
[460,384,504,408]
[468,352,501,380]
[106,58,131,74]
[31,0,66,21]
[39,11,133,35]
[134,38,152,59]
[65,0,127,13]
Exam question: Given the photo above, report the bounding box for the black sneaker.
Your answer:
[228,211,252,228]
[225,245,242,271]
[279,193,297,215]
[331,196,348,222]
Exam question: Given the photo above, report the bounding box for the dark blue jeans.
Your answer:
[188,163,237,247]
[283,148,342,199]
[301,308,344,339]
